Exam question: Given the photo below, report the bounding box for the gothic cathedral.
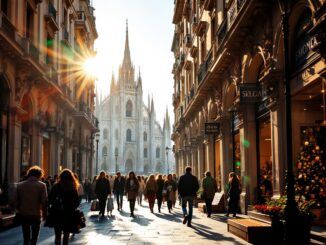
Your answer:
[95,24,174,175]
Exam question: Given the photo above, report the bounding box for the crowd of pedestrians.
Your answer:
[13,164,240,244]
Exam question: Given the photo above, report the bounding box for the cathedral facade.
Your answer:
[95,25,174,175]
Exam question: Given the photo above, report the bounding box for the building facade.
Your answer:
[0,0,98,203]
[171,0,326,213]
[95,24,174,175]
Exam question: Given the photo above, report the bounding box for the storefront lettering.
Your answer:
[240,84,262,103]
[241,90,262,98]
[295,35,318,62]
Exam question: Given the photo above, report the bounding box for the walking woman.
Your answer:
[144,174,158,213]
[156,174,165,213]
[125,171,139,217]
[137,175,145,206]
[202,171,217,218]
[49,169,80,245]
[226,172,241,217]
[95,171,111,217]
[164,174,177,213]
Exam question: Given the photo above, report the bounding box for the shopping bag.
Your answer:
[90,199,99,211]
[107,197,114,211]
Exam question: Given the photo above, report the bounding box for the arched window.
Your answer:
[126,100,132,117]
[115,129,119,140]
[156,147,160,158]
[143,132,147,142]
[144,148,148,158]
[115,147,118,156]
[103,128,108,139]
[102,146,107,157]
[126,129,132,142]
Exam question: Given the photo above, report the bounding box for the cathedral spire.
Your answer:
[165,107,170,130]
[122,19,131,68]
[137,67,142,89]
[110,71,116,93]
[151,94,155,113]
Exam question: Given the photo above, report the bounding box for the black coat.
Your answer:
[113,177,126,194]
[95,178,111,199]
[178,172,199,198]
[48,183,80,231]
[156,179,165,198]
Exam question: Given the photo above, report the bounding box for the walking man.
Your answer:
[113,172,125,211]
[16,165,47,245]
[178,166,199,227]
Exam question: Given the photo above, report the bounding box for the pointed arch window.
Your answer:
[126,129,132,142]
[115,129,119,140]
[103,128,108,139]
[102,146,108,157]
[144,148,148,158]
[126,100,132,117]
[143,132,147,142]
[156,147,160,158]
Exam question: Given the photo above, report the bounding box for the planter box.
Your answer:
[227,218,272,243]
[248,210,272,224]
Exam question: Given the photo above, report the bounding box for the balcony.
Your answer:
[74,102,98,130]
[203,0,215,11]
[24,39,40,63]
[46,65,58,84]
[75,11,87,31]
[191,15,198,33]
[184,34,192,48]
[197,49,213,85]
[190,45,198,58]
[216,18,228,46]
[173,92,180,107]
[172,0,185,24]
[44,2,59,31]
[0,13,15,40]
[195,21,208,36]
[176,54,185,70]
[183,59,192,70]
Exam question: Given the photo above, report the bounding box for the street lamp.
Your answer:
[115,150,118,172]
[278,1,299,243]
[95,133,100,175]
[165,146,170,174]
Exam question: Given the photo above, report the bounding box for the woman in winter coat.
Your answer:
[156,174,165,213]
[226,172,241,217]
[125,171,139,217]
[48,169,80,245]
[144,175,158,213]
[95,171,111,217]
[164,174,177,213]
[202,171,217,217]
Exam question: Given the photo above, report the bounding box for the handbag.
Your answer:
[71,209,86,233]
[90,199,99,211]
[107,197,114,211]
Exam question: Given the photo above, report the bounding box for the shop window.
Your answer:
[258,119,273,201]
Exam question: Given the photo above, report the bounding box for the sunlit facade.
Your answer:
[171,0,326,213]
[0,0,98,203]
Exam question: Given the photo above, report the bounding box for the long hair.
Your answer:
[228,172,240,184]
[58,169,79,191]
[128,171,136,179]
[96,171,106,180]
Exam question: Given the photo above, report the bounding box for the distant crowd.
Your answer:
[14,165,241,245]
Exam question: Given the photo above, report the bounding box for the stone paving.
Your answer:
[0,199,250,245]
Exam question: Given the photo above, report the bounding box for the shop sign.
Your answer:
[295,35,318,69]
[240,84,262,103]
[205,122,220,134]
[43,126,56,133]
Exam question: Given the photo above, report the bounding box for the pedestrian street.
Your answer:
[0,199,250,245]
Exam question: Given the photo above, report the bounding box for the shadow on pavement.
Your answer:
[191,224,245,244]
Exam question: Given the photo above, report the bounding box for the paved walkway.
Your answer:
[0,199,250,245]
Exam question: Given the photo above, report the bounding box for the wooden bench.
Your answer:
[227,218,272,243]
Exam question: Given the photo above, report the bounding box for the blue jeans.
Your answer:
[181,196,194,223]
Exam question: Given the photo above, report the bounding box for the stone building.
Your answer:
[95,24,174,175]
[171,0,326,213]
[0,0,98,203]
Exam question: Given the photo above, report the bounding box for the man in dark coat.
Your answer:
[95,171,111,217]
[178,166,199,227]
[113,172,125,211]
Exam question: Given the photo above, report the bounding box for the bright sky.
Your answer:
[92,0,175,126]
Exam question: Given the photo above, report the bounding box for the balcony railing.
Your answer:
[0,13,15,39]
[216,18,227,45]
[48,2,57,20]
[75,101,98,127]
[197,49,213,85]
